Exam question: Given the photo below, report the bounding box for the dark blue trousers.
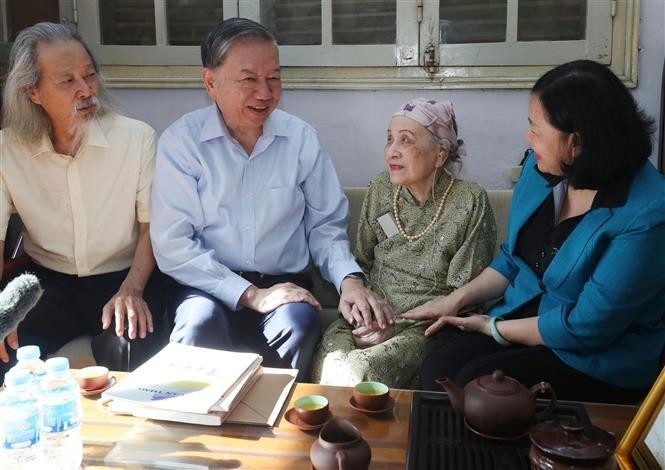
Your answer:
[168,273,321,382]
[0,263,167,383]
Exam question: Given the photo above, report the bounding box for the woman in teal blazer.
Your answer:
[404,60,665,404]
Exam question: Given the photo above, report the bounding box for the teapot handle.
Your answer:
[531,381,557,422]
[336,450,347,470]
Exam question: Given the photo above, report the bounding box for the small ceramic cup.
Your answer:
[75,366,109,391]
[294,395,329,425]
[353,381,390,411]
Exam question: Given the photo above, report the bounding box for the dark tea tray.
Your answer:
[406,391,591,470]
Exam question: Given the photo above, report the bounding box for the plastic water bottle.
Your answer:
[0,368,43,468]
[40,357,82,469]
[15,345,46,386]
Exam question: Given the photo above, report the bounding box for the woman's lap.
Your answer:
[420,328,647,404]
[312,318,432,388]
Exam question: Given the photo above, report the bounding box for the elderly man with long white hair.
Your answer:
[0,22,165,382]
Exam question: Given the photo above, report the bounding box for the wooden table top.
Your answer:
[80,379,637,469]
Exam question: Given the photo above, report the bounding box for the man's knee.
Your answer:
[169,291,232,348]
[273,302,321,340]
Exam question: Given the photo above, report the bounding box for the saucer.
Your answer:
[284,407,332,431]
[348,395,395,415]
[464,418,528,441]
[80,375,117,396]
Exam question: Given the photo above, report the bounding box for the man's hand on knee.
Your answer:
[101,284,154,340]
[239,283,321,314]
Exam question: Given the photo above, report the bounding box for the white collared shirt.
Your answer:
[0,113,156,276]
[151,105,360,309]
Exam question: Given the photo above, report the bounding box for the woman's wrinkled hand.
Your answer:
[352,322,396,348]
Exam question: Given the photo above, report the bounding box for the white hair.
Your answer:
[1,22,114,144]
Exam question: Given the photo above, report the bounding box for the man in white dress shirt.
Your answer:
[151,18,393,380]
[0,23,165,380]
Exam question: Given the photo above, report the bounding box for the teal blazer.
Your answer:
[489,151,665,389]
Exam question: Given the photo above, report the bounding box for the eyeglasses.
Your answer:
[223,76,282,91]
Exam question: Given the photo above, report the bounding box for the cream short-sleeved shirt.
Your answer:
[0,113,156,276]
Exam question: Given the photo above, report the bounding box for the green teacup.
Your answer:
[353,381,390,410]
[295,395,329,425]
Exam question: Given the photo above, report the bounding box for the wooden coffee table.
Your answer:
[80,379,637,469]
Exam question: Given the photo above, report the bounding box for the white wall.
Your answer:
[115,0,664,189]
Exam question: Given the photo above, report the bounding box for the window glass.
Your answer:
[518,0,586,41]
[5,0,59,41]
[332,0,396,45]
[439,0,507,44]
[261,0,321,45]
[167,0,223,46]
[100,0,156,45]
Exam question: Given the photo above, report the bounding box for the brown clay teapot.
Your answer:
[437,370,557,439]
[310,417,371,470]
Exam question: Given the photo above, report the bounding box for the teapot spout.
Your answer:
[436,377,464,413]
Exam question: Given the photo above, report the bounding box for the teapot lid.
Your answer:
[529,421,616,462]
[476,370,522,395]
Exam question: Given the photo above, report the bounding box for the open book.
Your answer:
[102,342,262,414]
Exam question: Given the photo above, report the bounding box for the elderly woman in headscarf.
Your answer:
[311,98,497,388]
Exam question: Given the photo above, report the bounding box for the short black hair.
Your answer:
[201,18,276,69]
[532,59,654,189]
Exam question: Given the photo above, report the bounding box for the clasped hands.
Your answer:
[338,277,396,348]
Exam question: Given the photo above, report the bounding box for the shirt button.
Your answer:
[245,259,251,265]
[540,251,546,258]
[245,225,251,231]
[535,261,541,269]
[245,193,251,199]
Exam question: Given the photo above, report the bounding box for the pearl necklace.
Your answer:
[392,177,455,241]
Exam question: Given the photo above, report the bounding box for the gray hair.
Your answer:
[201,18,277,69]
[1,22,114,143]
[427,130,464,178]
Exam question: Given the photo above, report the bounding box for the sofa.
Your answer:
[50,188,513,368]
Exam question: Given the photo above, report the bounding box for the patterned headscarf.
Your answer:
[393,98,465,174]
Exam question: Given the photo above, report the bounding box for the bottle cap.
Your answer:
[45,356,70,373]
[17,345,41,361]
[4,367,31,386]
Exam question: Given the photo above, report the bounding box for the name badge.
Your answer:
[377,212,399,238]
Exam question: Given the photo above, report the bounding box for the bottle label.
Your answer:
[42,399,80,433]
[2,409,40,449]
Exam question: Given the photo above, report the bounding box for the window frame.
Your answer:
[238,0,419,67]
[77,0,238,66]
[0,0,642,90]
[421,0,612,67]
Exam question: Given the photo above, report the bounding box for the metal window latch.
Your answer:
[424,42,438,74]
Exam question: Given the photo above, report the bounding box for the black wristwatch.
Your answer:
[342,272,367,287]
